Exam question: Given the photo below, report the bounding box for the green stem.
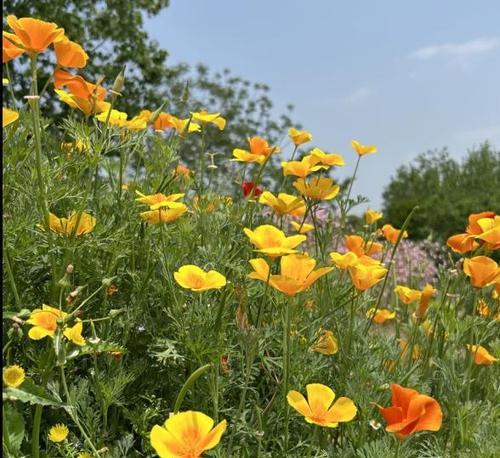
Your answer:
[59,366,100,456]
[334,155,361,249]
[346,290,358,353]
[31,405,43,458]
[364,206,419,335]
[4,62,19,108]
[198,127,207,195]
[283,297,293,453]
[279,145,298,192]
[3,243,21,310]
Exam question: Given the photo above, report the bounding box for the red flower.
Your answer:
[242,181,262,198]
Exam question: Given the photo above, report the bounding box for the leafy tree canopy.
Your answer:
[3,0,295,173]
[382,143,500,240]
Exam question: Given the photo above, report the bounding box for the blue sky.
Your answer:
[146,0,500,210]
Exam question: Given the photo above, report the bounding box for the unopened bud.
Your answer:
[148,101,168,124]
[58,276,71,289]
[102,277,113,287]
[180,81,190,105]
[108,308,123,318]
[110,66,125,96]
[66,264,74,274]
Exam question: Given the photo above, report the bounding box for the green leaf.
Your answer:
[66,341,125,360]
[3,404,25,455]
[3,380,65,408]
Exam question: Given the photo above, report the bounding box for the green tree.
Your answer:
[382,143,500,240]
[3,0,295,177]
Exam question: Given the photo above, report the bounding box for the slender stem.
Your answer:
[364,206,419,334]
[60,366,100,456]
[4,62,19,108]
[31,405,43,458]
[3,244,21,310]
[336,155,361,248]
[198,127,207,195]
[346,290,358,353]
[279,145,298,192]
[283,297,292,452]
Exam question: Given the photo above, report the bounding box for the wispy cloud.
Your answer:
[343,86,372,104]
[410,37,499,61]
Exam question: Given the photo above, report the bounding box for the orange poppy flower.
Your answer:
[6,16,64,53]
[2,35,24,62]
[463,256,500,288]
[54,38,88,68]
[54,69,106,101]
[366,308,396,324]
[466,345,498,365]
[376,384,443,438]
[348,263,387,291]
[345,235,383,257]
[380,224,408,244]
[415,284,437,320]
[447,211,496,254]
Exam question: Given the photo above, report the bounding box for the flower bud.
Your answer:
[148,101,168,124]
[110,66,126,97]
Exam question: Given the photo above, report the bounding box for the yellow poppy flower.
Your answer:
[248,253,333,296]
[55,89,110,116]
[466,344,498,365]
[258,192,306,217]
[126,114,148,130]
[311,330,338,355]
[174,265,227,292]
[394,285,421,304]
[476,215,500,250]
[281,156,325,178]
[3,107,19,127]
[169,116,201,134]
[150,410,227,458]
[365,209,383,224]
[135,191,185,210]
[366,308,396,324]
[351,139,377,156]
[308,148,345,167]
[287,383,357,427]
[232,136,280,164]
[3,365,25,388]
[96,109,128,127]
[348,263,387,291]
[63,321,86,346]
[27,305,67,340]
[293,176,340,201]
[190,111,226,130]
[288,127,312,146]
[243,224,306,257]
[48,211,96,236]
[290,221,314,234]
[48,424,69,443]
[329,251,359,269]
[140,205,188,224]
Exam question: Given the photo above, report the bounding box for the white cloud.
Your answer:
[343,86,372,104]
[410,37,499,61]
